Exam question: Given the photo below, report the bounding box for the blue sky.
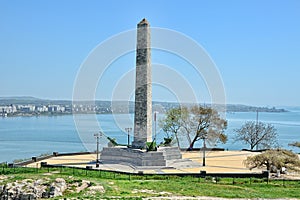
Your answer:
[0,0,299,106]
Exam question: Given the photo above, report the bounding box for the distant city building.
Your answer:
[64,105,72,113]
[19,105,35,112]
[0,105,17,114]
[36,105,48,112]
[48,105,65,112]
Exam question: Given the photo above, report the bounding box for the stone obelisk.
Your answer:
[101,19,184,167]
[132,18,152,148]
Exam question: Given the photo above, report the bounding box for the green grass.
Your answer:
[1,165,300,199]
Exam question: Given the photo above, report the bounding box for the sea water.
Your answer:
[0,109,299,162]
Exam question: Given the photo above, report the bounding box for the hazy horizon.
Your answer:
[0,95,297,109]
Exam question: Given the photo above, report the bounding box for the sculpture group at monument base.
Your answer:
[100,146,183,167]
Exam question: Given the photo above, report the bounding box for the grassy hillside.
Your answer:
[1,166,299,199]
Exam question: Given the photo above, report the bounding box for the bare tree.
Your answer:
[234,121,278,150]
[179,107,193,146]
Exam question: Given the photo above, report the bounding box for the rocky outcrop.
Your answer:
[1,180,40,199]
[40,178,67,198]
[0,177,103,200]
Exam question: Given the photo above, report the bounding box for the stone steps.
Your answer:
[166,159,201,168]
[101,147,183,167]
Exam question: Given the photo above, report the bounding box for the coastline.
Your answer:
[1,109,289,118]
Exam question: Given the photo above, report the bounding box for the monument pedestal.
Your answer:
[131,140,147,149]
[100,146,182,167]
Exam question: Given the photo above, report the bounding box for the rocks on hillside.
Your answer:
[0,177,104,200]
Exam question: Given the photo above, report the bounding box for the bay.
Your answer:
[0,110,300,162]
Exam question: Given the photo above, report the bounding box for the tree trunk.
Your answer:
[183,126,192,146]
[188,135,198,150]
[186,132,192,146]
[174,132,180,148]
[250,144,255,150]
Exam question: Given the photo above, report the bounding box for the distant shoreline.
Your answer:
[0,96,289,118]
[1,109,289,118]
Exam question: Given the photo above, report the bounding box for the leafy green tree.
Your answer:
[244,149,300,172]
[159,107,184,147]
[234,121,278,150]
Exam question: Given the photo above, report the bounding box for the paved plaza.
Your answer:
[26,150,263,174]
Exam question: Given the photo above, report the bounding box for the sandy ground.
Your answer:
[26,150,264,174]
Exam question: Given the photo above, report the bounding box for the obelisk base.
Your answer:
[100,146,183,166]
[131,140,147,149]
